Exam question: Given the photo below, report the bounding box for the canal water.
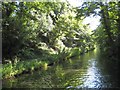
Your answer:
[2,49,119,89]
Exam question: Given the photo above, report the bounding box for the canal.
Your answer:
[2,48,119,89]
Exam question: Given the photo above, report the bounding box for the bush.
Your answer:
[2,59,47,79]
[69,47,81,57]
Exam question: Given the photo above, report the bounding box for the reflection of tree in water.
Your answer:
[97,53,119,88]
[2,50,119,88]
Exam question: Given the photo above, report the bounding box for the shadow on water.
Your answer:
[2,48,120,88]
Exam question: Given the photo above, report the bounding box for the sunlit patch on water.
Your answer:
[76,59,102,88]
[2,50,119,88]
[67,59,114,89]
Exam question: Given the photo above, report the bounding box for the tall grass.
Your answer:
[2,59,47,79]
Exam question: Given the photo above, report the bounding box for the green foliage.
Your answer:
[79,2,120,61]
[2,59,46,79]
[2,2,94,61]
[70,47,81,57]
[2,2,96,79]
[57,48,71,62]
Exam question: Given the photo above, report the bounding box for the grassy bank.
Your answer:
[2,60,48,79]
[1,47,95,79]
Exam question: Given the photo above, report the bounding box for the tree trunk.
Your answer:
[100,2,113,45]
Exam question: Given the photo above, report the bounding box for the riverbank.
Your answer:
[1,47,95,79]
[3,49,119,88]
[2,60,47,79]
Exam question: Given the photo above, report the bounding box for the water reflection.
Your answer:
[75,58,104,88]
[80,59,102,88]
[2,49,119,88]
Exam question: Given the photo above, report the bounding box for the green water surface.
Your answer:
[2,49,119,88]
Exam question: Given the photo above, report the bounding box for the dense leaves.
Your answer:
[2,1,120,79]
[95,2,120,57]
[76,2,120,72]
[2,2,94,64]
